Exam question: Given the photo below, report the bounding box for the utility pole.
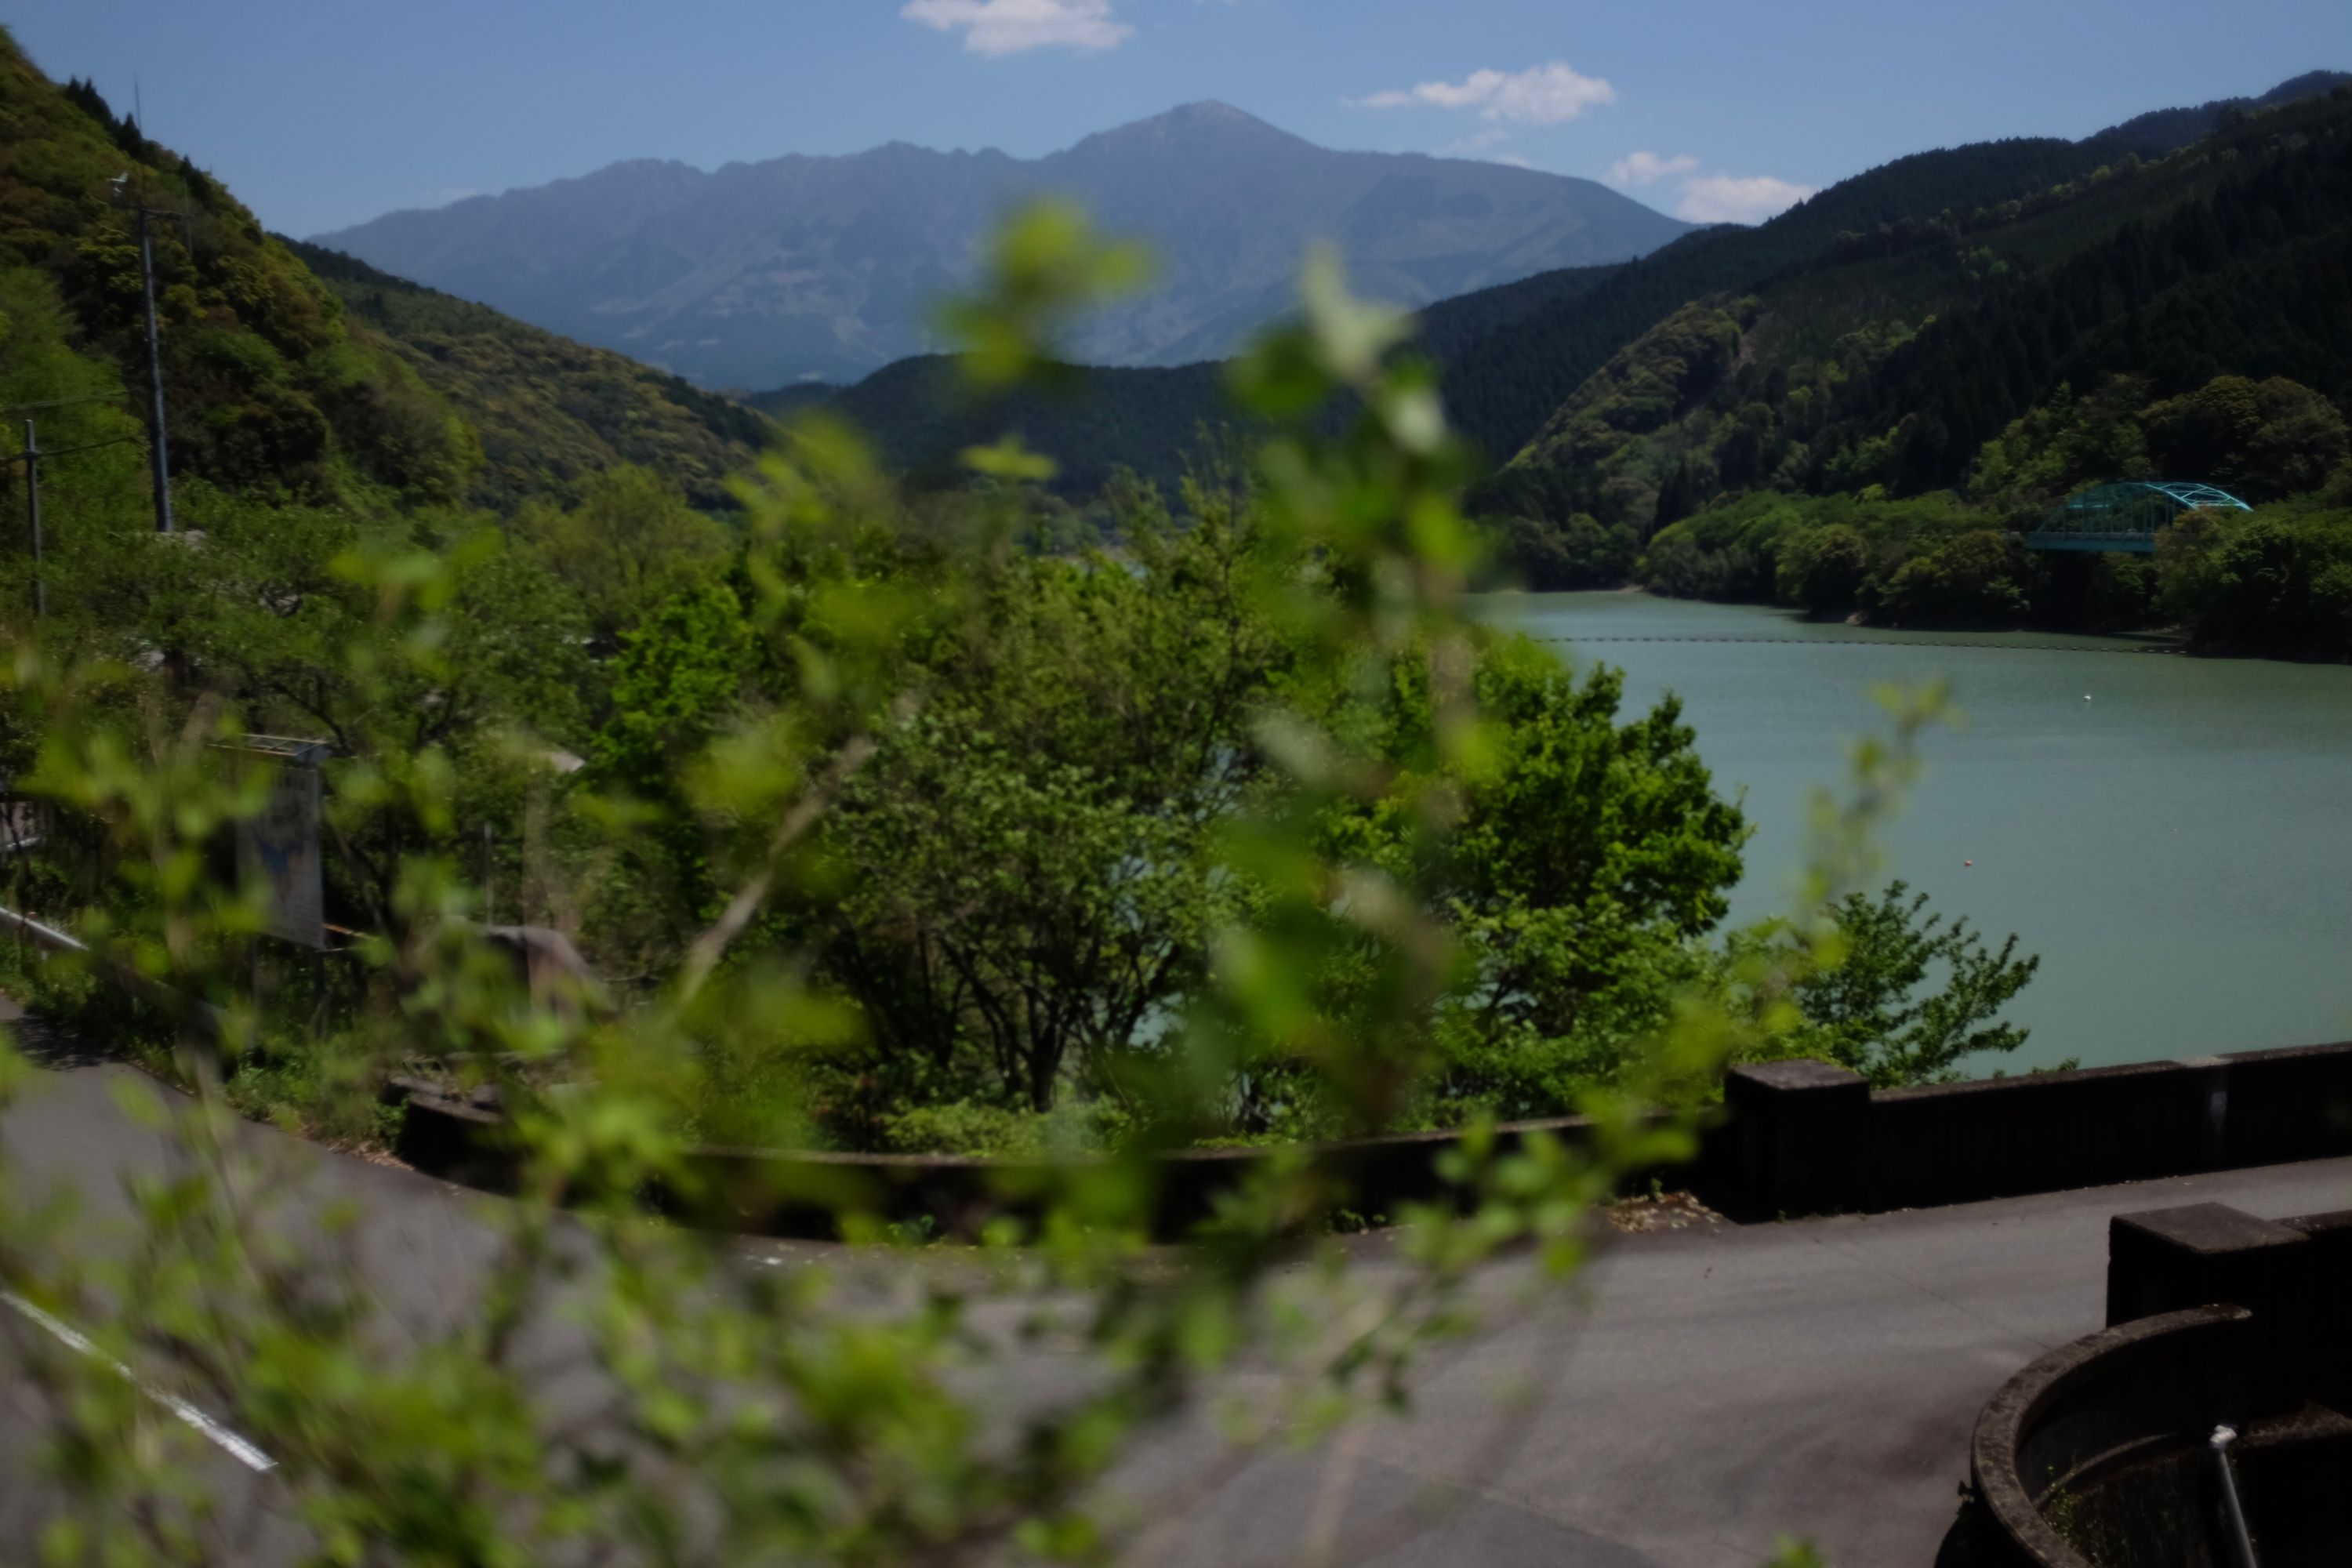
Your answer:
[21,419,42,619]
[135,203,174,535]
[6,398,137,621]
[110,169,187,538]
[128,82,172,535]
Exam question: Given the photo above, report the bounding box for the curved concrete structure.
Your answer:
[1967,1305,2251,1566]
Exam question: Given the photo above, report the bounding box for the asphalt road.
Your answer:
[4,1051,2349,1566]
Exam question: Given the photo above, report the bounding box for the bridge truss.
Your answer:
[2024,481,2252,553]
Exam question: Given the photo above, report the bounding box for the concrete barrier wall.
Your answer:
[2215,1043,2352,1164]
[393,1039,2352,1236]
[1868,1059,2220,1210]
[1726,1040,2352,1218]
[394,1086,1684,1240]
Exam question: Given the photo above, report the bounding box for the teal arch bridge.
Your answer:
[2024,481,2251,553]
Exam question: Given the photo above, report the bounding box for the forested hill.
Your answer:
[822,261,1631,499]
[283,241,773,511]
[2079,69,2352,159]
[801,71,2347,496]
[0,30,479,510]
[0,28,771,517]
[1479,82,2352,662]
[1483,82,2352,517]
[1434,136,2120,461]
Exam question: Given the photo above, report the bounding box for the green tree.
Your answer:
[2140,376,2350,499]
[52,485,594,931]
[1777,524,1873,615]
[513,463,733,648]
[1966,376,2154,521]
[1875,529,2027,625]
[2156,504,2352,655]
[1483,511,1639,590]
[1332,639,1748,1120]
[0,198,1934,1568]
[805,502,1290,1117]
[1784,880,2040,1086]
[586,580,760,969]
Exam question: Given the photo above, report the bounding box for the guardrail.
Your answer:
[0,901,227,1040]
[0,902,85,957]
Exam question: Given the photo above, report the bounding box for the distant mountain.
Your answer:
[808,71,2350,495]
[310,103,1692,390]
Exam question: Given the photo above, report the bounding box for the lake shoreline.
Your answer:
[1503,583,2352,666]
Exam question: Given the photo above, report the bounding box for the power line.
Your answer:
[0,392,127,417]
[15,434,140,463]
[5,435,140,468]
[7,425,140,622]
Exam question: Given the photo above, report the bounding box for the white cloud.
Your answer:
[1491,154,1537,169]
[1604,151,1698,188]
[1360,62,1615,125]
[902,0,1130,56]
[1674,172,1817,223]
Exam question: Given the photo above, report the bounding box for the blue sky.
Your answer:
[5,0,2344,236]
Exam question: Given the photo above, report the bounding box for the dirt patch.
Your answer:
[1602,1190,1726,1235]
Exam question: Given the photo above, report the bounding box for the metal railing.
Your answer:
[0,900,226,1040]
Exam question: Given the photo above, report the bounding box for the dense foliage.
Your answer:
[822,351,1246,499]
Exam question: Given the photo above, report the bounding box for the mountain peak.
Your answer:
[1159,100,1271,127]
[1058,100,1310,160]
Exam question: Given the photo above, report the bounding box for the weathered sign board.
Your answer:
[224,739,332,951]
[0,797,42,854]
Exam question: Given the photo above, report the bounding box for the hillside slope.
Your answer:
[818,260,1633,498]
[1474,85,2352,662]
[1,32,477,510]
[312,102,1690,390]
[1,28,771,519]
[285,241,771,511]
[1486,84,2352,524]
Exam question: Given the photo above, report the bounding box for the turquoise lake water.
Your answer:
[1488,591,2352,1074]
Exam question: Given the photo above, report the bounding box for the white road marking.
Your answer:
[3,1290,276,1472]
